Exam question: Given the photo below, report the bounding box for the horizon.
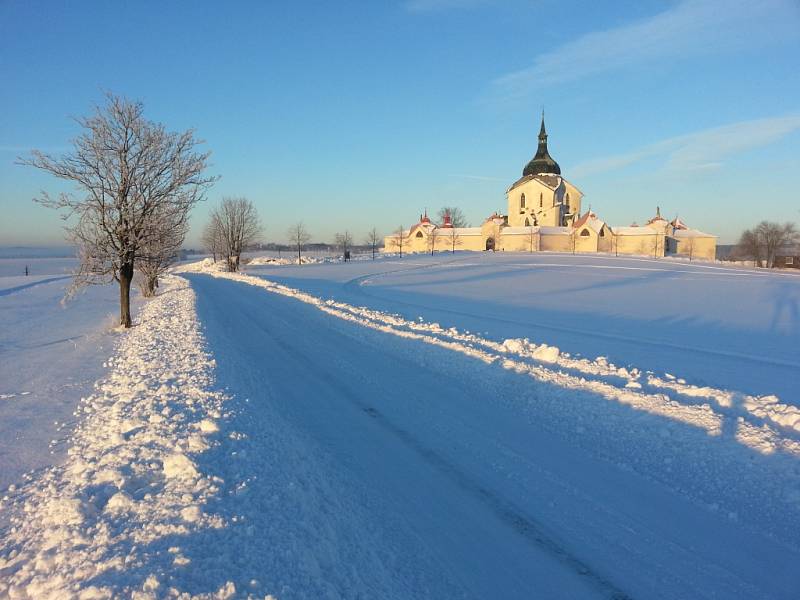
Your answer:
[2,0,799,247]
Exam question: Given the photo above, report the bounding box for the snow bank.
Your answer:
[0,276,235,598]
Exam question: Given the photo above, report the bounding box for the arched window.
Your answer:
[524,217,530,226]
[416,231,423,238]
[539,193,543,207]
[580,229,590,237]
[599,227,605,237]
[520,193,526,209]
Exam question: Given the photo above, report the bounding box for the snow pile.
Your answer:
[178,257,229,272]
[0,276,237,598]
[502,338,560,363]
[246,255,323,266]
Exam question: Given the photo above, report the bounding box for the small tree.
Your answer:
[288,222,311,265]
[20,93,216,327]
[444,227,462,253]
[426,227,439,255]
[209,197,261,272]
[334,230,353,261]
[201,218,224,263]
[527,225,538,253]
[136,206,188,297]
[437,206,468,228]
[389,225,405,258]
[365,228,381,260]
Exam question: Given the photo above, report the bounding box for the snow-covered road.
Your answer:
[184,271,799,599]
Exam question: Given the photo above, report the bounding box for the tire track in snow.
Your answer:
[233,300,632,599]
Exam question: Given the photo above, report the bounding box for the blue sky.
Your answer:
[1,0,799,246]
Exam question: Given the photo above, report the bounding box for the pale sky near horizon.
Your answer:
[1,0,799,246]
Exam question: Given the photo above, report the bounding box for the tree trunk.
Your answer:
[145,275,158,297]
[297,246,301,265]
[119,262,134,328]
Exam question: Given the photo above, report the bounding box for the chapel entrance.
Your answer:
[485,237,495,251]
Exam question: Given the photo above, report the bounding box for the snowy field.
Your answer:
[243,252,800,404]
[0,257,137,493]
[1,252,799,598]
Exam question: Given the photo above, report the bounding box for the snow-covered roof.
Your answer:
[447,227,482,236]
[672,228,716,239]
[671,217,689,230]
[502,226,539,235]
[573,211,605,234]
[507,173,563,193]
[539,226,571,235]
[612,226,659,236]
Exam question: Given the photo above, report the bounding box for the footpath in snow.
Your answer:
[0,276,235,598]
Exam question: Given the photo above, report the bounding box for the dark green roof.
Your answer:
[523,115,561,176]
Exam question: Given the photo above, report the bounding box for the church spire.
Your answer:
[523,111,561,177]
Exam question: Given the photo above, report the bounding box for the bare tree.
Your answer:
[736,228,762,266]
[209,197,261,272]
[365,228,381,260]
[334,230,353,261]
[388,225,405,258]
[437,207,468,228]
[736,222,798,267]
[136,207,188,297]
[527,225,538,253]
[201,218,224,263]
[426,227,439,255]
[20,93,216,327]
[444,227,462,253]
[287,222,311,265]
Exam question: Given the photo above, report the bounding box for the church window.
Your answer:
[520,193,526,209]
[539,193,543,208]
[580,229,590,237]
[599,228,605,237]
[416,231,423,238]
[524,218,530,226]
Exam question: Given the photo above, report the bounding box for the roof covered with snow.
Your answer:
[672,229,716,239]
[502,226,540,235]
[539,226,571,235]
[611,226,660,236]
[573,211,606,234]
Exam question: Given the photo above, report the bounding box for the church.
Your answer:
[384,115,717,260]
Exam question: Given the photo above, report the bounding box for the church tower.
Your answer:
[523,113,561,177]
[506,112,582,228]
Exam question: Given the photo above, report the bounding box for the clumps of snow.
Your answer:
[198,418,219,433]
[246,255,323,266]
[501,338,560,363]
[162,452,199,480]
[0,276,234,598]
